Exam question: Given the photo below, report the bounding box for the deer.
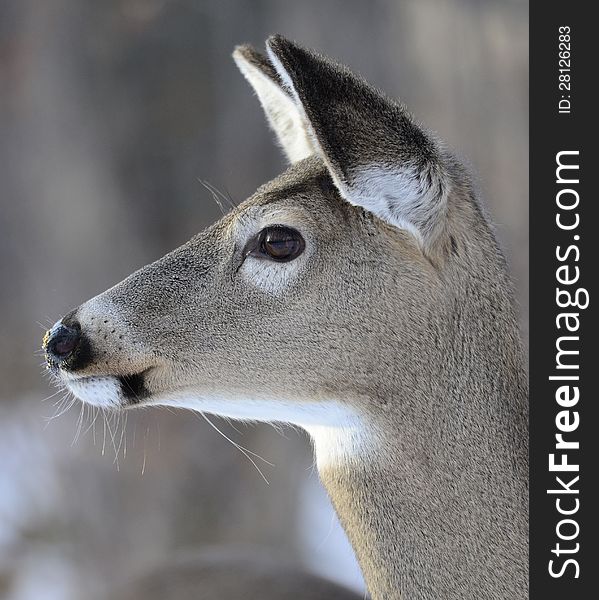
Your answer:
[43,35,528,599]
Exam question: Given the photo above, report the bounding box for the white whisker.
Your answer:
[197,412,272,485]
[141,425,150,475]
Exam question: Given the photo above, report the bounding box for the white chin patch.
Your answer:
[64,375,123,408]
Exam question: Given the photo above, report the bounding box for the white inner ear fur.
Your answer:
[234,50,315,164]
[341,164,449,246]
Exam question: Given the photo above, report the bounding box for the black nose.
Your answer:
[44,321,81,366]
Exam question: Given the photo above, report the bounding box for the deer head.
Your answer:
[43,36,527,598]
[43,33,521,454]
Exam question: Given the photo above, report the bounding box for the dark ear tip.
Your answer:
[233,44,257,61]
[233,44,269,70]
[265,34,297,57]
[265,33,285,47]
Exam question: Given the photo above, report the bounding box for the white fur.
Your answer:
[344,165,448,244]
[241,256,303,295]
[305,422,369,470]
[233,49,314,163]
[63,375,122,408]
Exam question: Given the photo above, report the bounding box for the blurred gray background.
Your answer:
[0,1,528,598]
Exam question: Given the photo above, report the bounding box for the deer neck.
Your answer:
[309,358,528,599]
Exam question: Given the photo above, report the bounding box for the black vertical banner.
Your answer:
[530,3,598,599]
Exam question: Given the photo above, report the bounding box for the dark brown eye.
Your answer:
[256,226,305,262]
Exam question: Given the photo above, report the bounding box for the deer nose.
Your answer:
[44,321,81,366]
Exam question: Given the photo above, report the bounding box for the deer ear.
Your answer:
[233,44,316,164]
[266,35,450,247]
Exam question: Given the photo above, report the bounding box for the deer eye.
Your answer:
[250,226,305,262]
